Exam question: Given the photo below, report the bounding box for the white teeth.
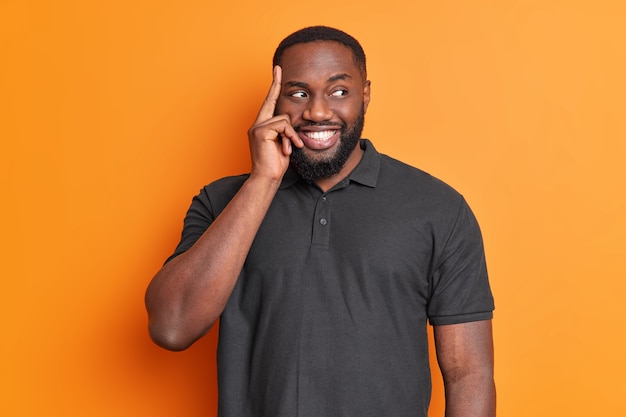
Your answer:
[305,130,336,140]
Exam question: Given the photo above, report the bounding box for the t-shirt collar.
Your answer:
[347,139,380,188]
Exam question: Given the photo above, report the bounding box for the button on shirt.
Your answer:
[168,139,494,417]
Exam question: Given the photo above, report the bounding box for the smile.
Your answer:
[302,130,338,140]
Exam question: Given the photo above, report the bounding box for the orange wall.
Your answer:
[2,1,625,416]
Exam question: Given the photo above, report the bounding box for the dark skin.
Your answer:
[145,41,495,416]
[275,41,370,188]
[436,320,496,417]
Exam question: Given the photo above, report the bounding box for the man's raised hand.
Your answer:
[247,66,302,183]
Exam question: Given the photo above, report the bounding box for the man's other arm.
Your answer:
[434,319,496,417]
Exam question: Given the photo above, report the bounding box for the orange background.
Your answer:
[2,1,625,416]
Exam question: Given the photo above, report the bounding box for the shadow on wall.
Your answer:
[87,255,220,416]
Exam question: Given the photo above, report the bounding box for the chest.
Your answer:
[244,185,440,303]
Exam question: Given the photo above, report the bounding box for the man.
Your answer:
[146,26,495,417]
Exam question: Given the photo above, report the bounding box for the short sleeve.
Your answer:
[427,198,495,325]
[164,175,248,264]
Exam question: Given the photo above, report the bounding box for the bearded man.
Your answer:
[146,26,496,417]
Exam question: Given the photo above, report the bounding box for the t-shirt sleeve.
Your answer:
[164,176,248,264]
[164,187,215,264]
[427,198,495,325]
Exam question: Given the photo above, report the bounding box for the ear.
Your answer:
[362,80,371,113]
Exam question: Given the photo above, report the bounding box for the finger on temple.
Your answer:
[254,66,282,124]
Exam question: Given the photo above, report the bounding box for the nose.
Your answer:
[303,95,333,122]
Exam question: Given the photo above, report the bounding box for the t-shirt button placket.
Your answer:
[320,196,328,225]
[312,194,331,248]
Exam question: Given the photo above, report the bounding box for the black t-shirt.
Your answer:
[168,139,494,417]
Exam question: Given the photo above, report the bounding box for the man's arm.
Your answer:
[145,66,302,351]
[434,319,496,417]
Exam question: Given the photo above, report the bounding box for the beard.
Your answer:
[290,108,365,182]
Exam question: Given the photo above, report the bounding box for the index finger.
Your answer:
[254,65,282,124]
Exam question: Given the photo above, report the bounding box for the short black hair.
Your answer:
[272,26,367,79]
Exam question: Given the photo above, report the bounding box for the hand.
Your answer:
[247,66,303,183]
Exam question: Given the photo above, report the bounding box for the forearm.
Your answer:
[444,371,496,417]
[435,320,495,417]
[145,175,281,350]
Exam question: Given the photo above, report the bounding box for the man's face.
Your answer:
[275,41,371,181]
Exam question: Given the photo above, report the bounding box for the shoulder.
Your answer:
[377,152,464,209]
[203,174,250,192]
[190,174,250,215]
[202,174,249,195]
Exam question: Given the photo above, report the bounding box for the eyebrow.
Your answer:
[284,73,353,88]
[328,73,352,82]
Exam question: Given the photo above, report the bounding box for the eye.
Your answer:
[330,89,348,97]
[290,91,308,98]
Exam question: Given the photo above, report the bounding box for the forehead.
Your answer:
[279,41,361,82]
